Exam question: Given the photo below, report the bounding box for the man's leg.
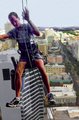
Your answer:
[34,59,56,105]
[6,61,27,107]
[34,59,50,93]
[15,61,27,97]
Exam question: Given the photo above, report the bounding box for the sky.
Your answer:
[0,0,79,29]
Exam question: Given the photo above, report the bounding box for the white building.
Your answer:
[0,49,20,120]
[50,86,76,105]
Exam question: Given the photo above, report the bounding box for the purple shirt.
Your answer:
[7,24,35,53]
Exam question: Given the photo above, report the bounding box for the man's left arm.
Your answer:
[23,7,40,36]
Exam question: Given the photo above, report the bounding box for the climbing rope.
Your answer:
[21,0,44,98]
[21,0,34,68]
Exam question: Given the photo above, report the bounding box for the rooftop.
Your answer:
[50,87,76,97]
[53,107,79,120]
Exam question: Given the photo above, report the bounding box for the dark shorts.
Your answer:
[19,52,43,62]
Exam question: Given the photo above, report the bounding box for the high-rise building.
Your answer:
[4,22,13,33]
[0,29,5,35]
[36,38,48,56]
[45,28,55,38]
[4,22,17,48]
[38,43,48,56]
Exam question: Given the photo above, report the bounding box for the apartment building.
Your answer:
[45,64,65,75]
[38,44,48,56]
[47,54,63,64]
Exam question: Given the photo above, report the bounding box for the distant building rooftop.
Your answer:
[50,86,76,97]
[45,63,65,68]
[53,107,79,120]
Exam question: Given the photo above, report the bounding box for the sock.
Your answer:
[16,97,20,101]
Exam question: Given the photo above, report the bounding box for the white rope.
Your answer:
[21,0,33,68]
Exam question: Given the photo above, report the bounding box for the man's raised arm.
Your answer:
[23,7,40,36]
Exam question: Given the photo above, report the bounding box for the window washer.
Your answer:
[0,7,56,107]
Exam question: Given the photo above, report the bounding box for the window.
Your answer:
[2,68,10,80]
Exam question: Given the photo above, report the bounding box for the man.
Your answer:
[0,8,56,107]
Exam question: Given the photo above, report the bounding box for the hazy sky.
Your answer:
[0,0,79,29]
